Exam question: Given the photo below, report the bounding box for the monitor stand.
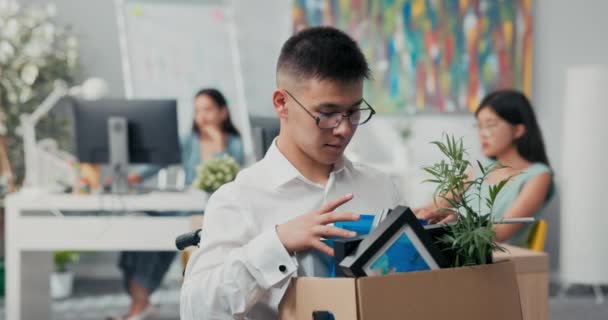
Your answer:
[108,117,130,194]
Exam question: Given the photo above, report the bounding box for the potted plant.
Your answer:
[0,1,80,186]
[193,155,240,193]
[422,134,511,267]
[50,250,79,299]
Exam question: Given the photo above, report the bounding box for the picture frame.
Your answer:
[339,206,449,277]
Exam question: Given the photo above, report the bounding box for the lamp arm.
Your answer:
[29,80,69,125]
[21,80,68,189]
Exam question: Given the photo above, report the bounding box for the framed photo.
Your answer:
[339,206,449,277]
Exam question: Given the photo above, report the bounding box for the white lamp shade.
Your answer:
[71,78,108,100]
[560,65,608,284]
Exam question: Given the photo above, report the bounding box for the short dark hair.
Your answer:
[476,89,550,167]
[193,88,240,137]
[277,26,370,83]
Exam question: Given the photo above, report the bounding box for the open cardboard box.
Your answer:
[279,260,523,320]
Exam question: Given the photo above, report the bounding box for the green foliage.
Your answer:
[53,251,79,273]
[0,3,80,186]
[423,134,511,267]
[193,155,240,193]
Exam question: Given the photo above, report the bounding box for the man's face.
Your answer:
[281,78,364,165]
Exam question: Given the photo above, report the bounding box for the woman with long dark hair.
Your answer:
[112,88,244,320]
[130,88,244,186]
[416,89,554,247]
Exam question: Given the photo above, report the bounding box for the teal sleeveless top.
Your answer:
[466,162,554,247]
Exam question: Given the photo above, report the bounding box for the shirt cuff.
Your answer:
[244,228,298,289]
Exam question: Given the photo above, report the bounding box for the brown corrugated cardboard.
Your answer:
[494,244,549,273]
[295,278,358,320]
[280,260,523,320]
[494,245,549,320]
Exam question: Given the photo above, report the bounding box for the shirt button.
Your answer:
[279,265,287,273]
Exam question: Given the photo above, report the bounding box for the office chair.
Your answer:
[527,219,547,252]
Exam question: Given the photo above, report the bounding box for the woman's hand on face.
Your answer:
[200,125,224,141]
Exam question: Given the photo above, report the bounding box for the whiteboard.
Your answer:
[115,0,253,163]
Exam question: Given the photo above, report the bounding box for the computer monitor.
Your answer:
[249,116,280,160]
[72,98,180,193]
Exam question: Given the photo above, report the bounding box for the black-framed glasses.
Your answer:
[284,90,376,129]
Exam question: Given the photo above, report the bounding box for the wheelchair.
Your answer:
[175,229,202,250]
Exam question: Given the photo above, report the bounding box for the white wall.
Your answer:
[19,0,126,97]
[18,0,608,275]
[233,0,291,117]
[533,0,608,271]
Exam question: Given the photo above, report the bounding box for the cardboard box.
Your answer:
[279,260,523,320]
[494,245,549,320]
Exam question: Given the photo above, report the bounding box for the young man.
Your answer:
[180,27,403,319]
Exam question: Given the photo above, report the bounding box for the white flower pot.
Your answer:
[50,271,74,299]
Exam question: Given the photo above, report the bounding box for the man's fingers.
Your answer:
[313,225,356,239]
[319,211,359,225]
[318,193,354,214]
[312,239,334,256]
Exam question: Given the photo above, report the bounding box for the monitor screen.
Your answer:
[72,98,181,166]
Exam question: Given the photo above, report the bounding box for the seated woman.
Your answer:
[416,90,554,246]
[111,88,244,320]
[131,88,245,186]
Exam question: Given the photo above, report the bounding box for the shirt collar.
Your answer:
[263,138,352,189]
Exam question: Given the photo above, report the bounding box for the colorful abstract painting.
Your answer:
[292,0,533,113]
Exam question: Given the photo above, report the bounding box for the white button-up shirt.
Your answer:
[180,141,403,319]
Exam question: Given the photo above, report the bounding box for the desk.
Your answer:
[5,190,207,320]
[494,244,549,320]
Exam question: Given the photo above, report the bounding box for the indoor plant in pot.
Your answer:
[193,155,240,194]
[51,250,79,299]
[423,134,511,267]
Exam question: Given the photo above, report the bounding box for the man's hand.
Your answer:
[276,193,360,256]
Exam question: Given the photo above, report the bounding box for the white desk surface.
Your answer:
[5,189,208,212]
[5,190,208,251]
[4,190,209,320]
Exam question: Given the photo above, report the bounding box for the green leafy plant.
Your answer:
[193,155,240,193]
[53,251,79,273]
[423,134,511,267]
[0,2,80,186]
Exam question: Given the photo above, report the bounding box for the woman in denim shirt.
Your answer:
[133,89,244,185]
[112,89,244,320]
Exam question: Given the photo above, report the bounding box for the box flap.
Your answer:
[494,244,548,273]
[285,277,358,320]
[355,261,523,320]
